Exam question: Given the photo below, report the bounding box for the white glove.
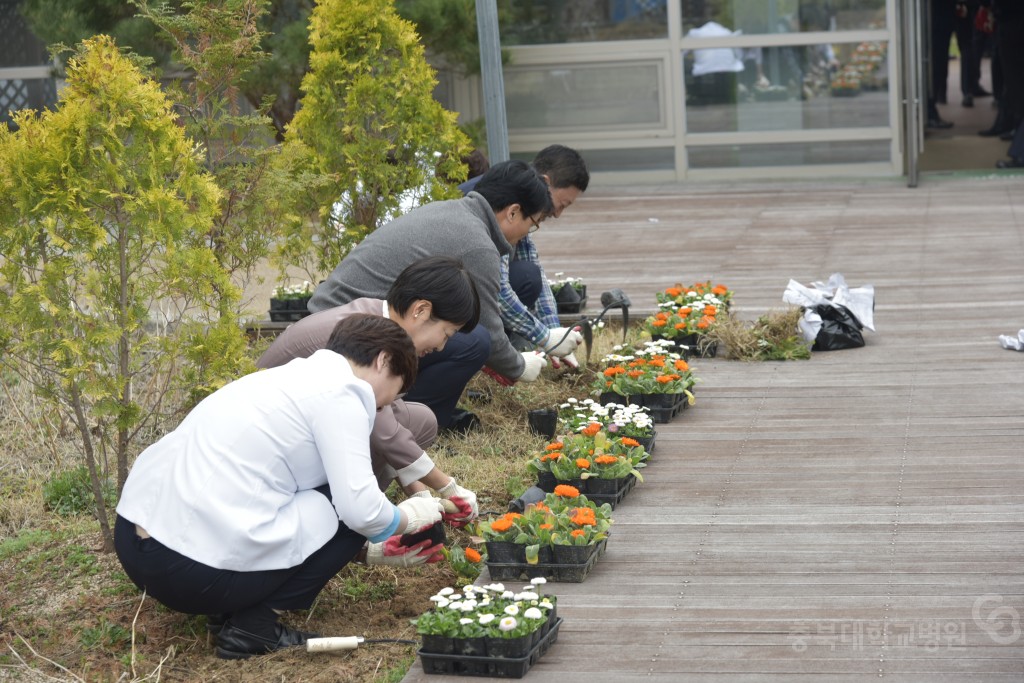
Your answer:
[396,494,444,535]
[408,490,433,500]
[544,327,583,357]
[436,477,479,525]
[365,535,442,567]
[550,351,579,370]
[518,351,547,382]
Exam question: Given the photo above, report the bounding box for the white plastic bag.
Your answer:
[783,273,875,345]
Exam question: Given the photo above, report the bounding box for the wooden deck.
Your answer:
[402,175,1024,682]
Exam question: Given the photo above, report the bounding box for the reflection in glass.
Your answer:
[687,139,890,168]
[680,0,887,34]
[506,63,662,131]
[501,0,668,45]
[685,41,889,132]
[514,147,675,173]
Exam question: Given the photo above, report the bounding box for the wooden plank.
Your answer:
[401,178,1024,683]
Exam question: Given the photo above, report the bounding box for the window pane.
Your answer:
[506,63,662,131]
[687,139,890,168]
[681,0,887,35]
[514,147,676,172]
[685,41,889,132]
[502,0,668,45]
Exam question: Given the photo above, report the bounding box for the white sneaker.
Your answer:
[1018,329,1024,343]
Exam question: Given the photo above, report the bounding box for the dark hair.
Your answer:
[463,149,490,178]
[531,145,590,192]
[387,256,480,333]
[326,314,418,392]
[472,159,553,218]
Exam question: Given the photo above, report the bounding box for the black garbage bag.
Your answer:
[812,303,865,351]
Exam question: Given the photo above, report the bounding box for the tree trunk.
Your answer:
[70,385,115,553]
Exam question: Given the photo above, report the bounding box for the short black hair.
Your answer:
[472,159,553,218]
[387,256,480,333]
[532,145,590,192]
[326,314,418,392]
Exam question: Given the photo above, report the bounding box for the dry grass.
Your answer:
[0,322,638,682]
[707,307,812,361]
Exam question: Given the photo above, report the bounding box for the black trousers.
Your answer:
[403,324,490,428]
[114,513,365,629]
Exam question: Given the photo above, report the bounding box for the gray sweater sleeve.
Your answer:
[465,247,526,379]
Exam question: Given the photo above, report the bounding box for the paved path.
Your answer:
[402,175,1024,682]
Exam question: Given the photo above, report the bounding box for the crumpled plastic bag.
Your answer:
[782,273,875,350]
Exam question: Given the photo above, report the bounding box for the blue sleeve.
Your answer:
[368,506,402,543]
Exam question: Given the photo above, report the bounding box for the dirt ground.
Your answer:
[0,526,469,682]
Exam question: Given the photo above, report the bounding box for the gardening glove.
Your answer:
[550,352,579,371]
[407,489,434,500]
[544,326,583,357]
[396,494,445,535]
[365,536,443,568]
[436,477,478,527]
[518,351,547,382]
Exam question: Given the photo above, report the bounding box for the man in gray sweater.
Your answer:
[309,160,553,430]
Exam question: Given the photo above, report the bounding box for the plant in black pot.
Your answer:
[269,281,314,322]
[548,274,587,314]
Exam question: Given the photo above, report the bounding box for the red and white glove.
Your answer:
[365,536,443,567]
[437,478,478,527]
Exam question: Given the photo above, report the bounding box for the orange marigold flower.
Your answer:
[606,380,613,387]
[546,451,563,461]
[490,518,513,532]
[697,320,710,330]
[546,442,564,451]
[575,458,591,469]
[603,366,625,377]
[594,454,618,465]
[554,484,580,498]
[665,287,683,297]
[674,322,687,330]
[540,523,554,530]
[656,374,676,384]
[628,370,644,378]
[712,285,728,295]
[620,437,640,448]
[582,423,601,437]
[679,307,692,316]
[570,529,587,538]
[703,305,717,315]
[465,547,482,563]
[649,358,665,367]
[655,311,669,321]
[651,319,667,328]
[505,512,522,520]
[674,359,689,371]
[534,503,550,513]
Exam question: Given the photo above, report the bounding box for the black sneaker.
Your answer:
[215,620,318,660]
[443,409,481,435]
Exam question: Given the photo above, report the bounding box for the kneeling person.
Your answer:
[115,315,445,659]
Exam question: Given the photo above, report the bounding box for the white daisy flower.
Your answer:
[524,607,544,620]
[499,616,517,632]
[504,604,520,616]
[479,613,496,625]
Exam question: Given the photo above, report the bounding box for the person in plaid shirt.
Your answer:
[499,145,590,369]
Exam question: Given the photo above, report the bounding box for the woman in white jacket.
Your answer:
[114,314,445,659]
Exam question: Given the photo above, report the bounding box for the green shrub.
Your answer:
[42,467,116,518]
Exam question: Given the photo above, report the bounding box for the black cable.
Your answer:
[541,290,631,355]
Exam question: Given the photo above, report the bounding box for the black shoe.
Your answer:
[927,117,953,129]
[999,129,1016,141]
[443,409,481,435]
[962,94,974,107]
[972,87,992,97]
[978,127,1010,137]
[206,613,229,636]
[215,620,318,660]
[995,158,1024,169]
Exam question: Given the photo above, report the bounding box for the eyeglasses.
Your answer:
[527,215,542,233]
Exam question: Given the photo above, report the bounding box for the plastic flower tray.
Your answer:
[584,473,637,509]
[556,295,587,314]
[418,618,562,678]
[484,539,607,583]
[598,392,686,424]
[268,309,310,322]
